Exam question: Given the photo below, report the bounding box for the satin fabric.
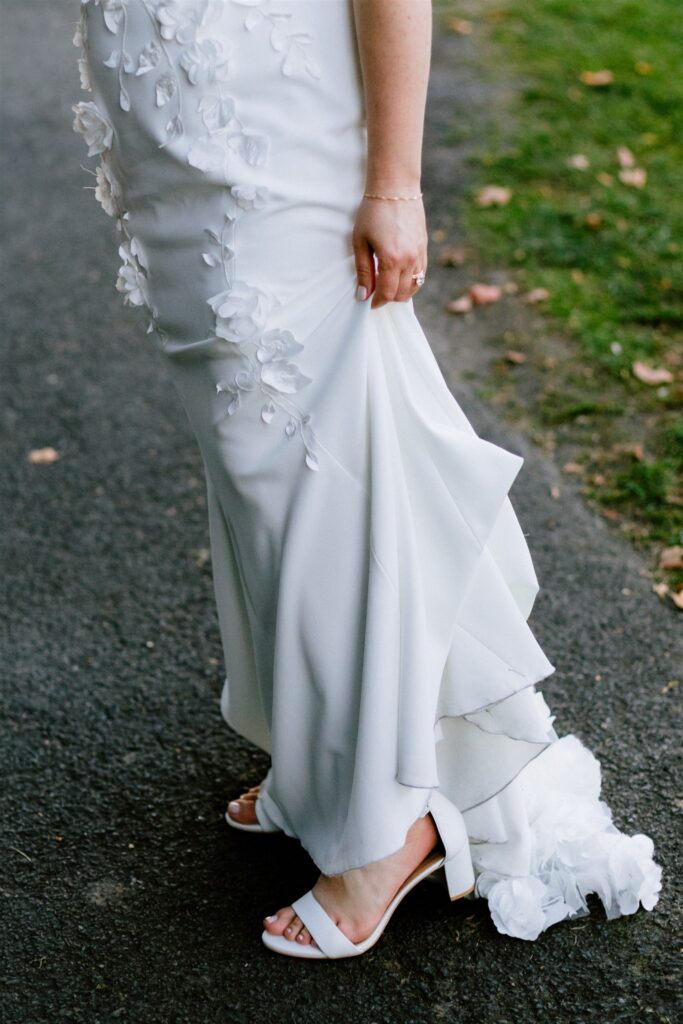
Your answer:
[73,0,661,939]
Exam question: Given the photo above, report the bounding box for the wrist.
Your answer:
[364,170,422,195]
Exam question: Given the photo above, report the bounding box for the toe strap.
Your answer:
[291,891,359,958]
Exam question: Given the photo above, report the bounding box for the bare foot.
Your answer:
[226,783,261,826]
[262,811,440,949]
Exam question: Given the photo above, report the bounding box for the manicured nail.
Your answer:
[356,285,367,301]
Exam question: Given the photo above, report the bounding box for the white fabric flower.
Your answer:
[94,156,123,217]
[135,41,162,76]
[156,0,210,45]
[603,832,663,918]
[231,184,269,211]
[116,239,150,308]
[483,876,549,941]
[92,0,129,35]
[229,131,269,167]
[180,39,231,86]
[78,57,92,92]
[208,282,273,344]
[72,101,114,156]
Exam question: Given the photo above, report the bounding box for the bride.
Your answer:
[72,0,662,959]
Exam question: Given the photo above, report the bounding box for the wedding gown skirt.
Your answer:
[73,0,662,940]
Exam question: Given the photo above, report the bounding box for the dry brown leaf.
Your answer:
[635,61,653,76]
[550,484,561,499]
[584,212,603,231]
[632,360,674,385]
[522,287,550,304]
[28,447,60,465]
[438,245,467,267]
[503,281,519,295]
[652,581,670,599]
[563,462,584,475]
[580,69,614,86]
[504,350,526,364]
[619,167,647,188]
[671,589,683,611]
[448,17,473,35]
[469,283,503,305]
[616,146,636,168]
[596,172,614,187]
[601,507,620,520]
[566,154,590,170]
[660,679,679,694]
[446,295,473,315]
[590,473,606,486]
[475,185,512,208]
[431,228,447,243]
[659,545,683,570]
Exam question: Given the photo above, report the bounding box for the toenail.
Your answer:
[228,801,240,813]
[297,934,304,942]
[285,926,293,933]
[265,915,277,922]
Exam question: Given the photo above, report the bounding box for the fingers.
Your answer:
[371,255,425,308]
[353,239,375,301]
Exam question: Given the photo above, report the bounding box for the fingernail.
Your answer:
[356,285,367,301]
[265,915,277,922]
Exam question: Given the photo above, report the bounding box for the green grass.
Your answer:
[440,0,683,591]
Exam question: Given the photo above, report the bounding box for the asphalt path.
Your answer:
[1,3,680,1022]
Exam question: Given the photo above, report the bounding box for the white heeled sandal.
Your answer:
[261,789,476,959]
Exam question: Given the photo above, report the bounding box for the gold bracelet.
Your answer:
[363,191,423,201]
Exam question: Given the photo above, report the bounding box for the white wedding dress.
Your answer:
[72,0,661,941]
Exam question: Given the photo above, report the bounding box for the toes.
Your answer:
[263,906,295,935]
[296,926,313,946]
[284,914,304,942]
[227,798,258,824]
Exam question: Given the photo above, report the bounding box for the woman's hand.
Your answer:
[352,195,428,309]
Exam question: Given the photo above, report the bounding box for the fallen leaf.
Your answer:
[503,281,519,295]
[550,484,561,499]
[563,462,584,475]
[504,350,526,364]
[635,61,653,76]
[632,360,673,385]
[28,447,60,464]
[652,581,670,599]
[619,167,647,188]
[469,283,503,305]
[601,507,621,520]
[584,212,603,231]
[475,185,512,208]
[580,69,614,86]
[446,295,473,314]
[616,146,636,168]
[522,287,550,304]
[438,245,467,266]
[448,17,473,35]
[660,679,679,694]
[596,172,614,187]
[590,473,606,485]
[566,154,590,170]
[431,228,447,243]
[659,546,683,570]
[671,589,683,611]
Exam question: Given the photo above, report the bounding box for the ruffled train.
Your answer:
[220,256,662,939]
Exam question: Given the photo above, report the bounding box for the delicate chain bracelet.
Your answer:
[363,191,423,201]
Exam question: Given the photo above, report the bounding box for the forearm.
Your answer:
[351,0,433,192]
